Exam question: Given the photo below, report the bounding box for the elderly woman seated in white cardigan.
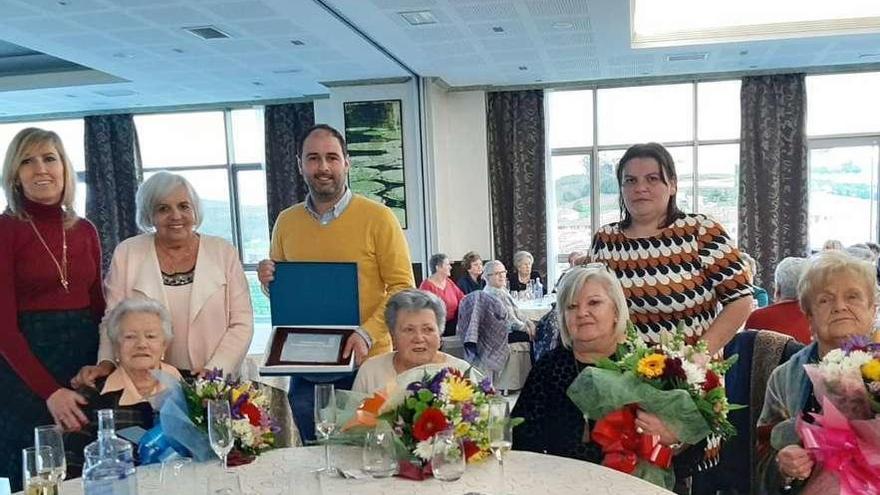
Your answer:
[352,289,471,393]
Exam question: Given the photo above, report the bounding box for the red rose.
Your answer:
[703,370,721,392]
[662,357,686,381]
[241,402,262,426]
[412,408,448,441]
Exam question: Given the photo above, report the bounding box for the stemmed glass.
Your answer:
[207,399,234,470]
[313,384,337,474]
[34,424,66,483]
[488,398,513,495]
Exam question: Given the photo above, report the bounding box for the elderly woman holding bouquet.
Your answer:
[512,266,695,479]
[65,296,181,478]
[352,289,471,393]
[757,250,879,494]
[74,172,253,385]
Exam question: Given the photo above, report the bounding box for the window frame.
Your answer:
[546,80,741,283]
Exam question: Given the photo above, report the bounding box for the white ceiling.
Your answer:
[1,0,879,119]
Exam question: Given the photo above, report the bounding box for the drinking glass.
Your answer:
[207,399,234,470]
[362,426,397,478]
[206,469,242,495]
[313,384,337,474]
[160,455,194,491]
[431,429,465,482]
[22,446,61,495]
[34,425,66,482]
[488,398,513,495]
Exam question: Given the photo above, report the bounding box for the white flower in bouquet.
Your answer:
[414,438,435,461]
[681,360,706,387]
[231,418,256,447]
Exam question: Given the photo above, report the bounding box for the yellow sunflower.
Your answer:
[445,376,475,402]
[862,359,880,382]
[637,353,666,378]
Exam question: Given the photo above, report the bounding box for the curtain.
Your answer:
[739,74,809,290]
[84,114,141,272]
[486,90,547,277]
[264,102,315,230]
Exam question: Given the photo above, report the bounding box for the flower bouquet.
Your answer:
[138,369,277,466]
[341,367,516,480]
[565,323,740,490]
[796,336,880,495]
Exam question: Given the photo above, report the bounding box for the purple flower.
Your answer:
[479,376,494,395]
[461,402,478,422]
[842,335,873,354]
[407,381,425,393]
[428,369,448,394]
[204,368,224,382]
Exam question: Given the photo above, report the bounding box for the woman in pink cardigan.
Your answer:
[73,172,253,385]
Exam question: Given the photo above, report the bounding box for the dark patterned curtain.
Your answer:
[84,114,141,271]
[264,102,314,229]
[486,90,547,276]
[739,74,809,289]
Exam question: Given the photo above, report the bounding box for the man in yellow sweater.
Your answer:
[258,124,414,440]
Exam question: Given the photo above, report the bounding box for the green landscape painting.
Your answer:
[343,100,407,227]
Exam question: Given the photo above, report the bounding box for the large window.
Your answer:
[806,72,880,251]
[134,109,271,353]
[547,80,741,280]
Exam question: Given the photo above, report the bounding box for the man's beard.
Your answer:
[307,176,344,202]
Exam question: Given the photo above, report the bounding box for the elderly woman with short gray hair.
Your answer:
[74,171,253,386]
[65,296,182,478]
[507,250,545,295]
[352,289,471,393]
[482,260,535,338]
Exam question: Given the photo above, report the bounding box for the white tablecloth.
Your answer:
[515,298,554,321]
[51,446,673,495]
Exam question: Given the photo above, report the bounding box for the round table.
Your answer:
[515,298,554,321]
[50,446,672,495]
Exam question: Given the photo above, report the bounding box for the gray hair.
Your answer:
[428,253,448,275]
[556,265,629,349]
[846,245,878,263]
[384,289,446,333]
[135,171,203,232]
[774,257,807,301]
[512,250,534,269]
[105,296,173,345]
[482,260,505,283]
[798,250,879,315]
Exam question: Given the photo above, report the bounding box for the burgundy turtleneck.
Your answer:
[0,197,105,400]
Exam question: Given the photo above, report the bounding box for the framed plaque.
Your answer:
[264,326,355,373]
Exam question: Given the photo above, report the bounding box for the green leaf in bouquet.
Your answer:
[566,368,712,445]
[417,389,434,403]
[634,461,676,491]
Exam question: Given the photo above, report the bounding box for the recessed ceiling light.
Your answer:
[112,52,134,59]
[252,81,264,86]
[398,10,438,26]
[492,26,505,33]
[272,68,302,74]
[665,52,708,62]
[184,25,231,40]
[94,89,137,97]
[552,21,574,30]
[518,65,528,70]
[172,48,186,54]
[290,39,305,46]
[739,50,749,56]
[859,53,880,58]
[65,94,78,98]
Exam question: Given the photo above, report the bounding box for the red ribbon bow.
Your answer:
[592,405,674,474]
[797,398,880,495]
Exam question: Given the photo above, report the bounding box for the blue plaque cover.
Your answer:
[269,261,360,326]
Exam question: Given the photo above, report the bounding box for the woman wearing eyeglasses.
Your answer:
[589,143,754,355]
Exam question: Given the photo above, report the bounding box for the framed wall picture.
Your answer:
[343,99,407,228]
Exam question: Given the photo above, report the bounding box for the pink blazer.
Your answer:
[97,233,253,375]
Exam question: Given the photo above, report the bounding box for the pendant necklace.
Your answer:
[28,219,69,292]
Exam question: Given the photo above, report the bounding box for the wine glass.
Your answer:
[34,424,66,482]
[22,446,61,494]
[488,398,513,494]
[430,429,465,481]
[207,470,242,495]
[207,399,234,470]
[313,384,337,474]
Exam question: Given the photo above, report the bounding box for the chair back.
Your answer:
[456,291,509,372]
[412,262,424,286]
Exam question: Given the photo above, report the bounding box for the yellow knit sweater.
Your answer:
[269,195,414,356]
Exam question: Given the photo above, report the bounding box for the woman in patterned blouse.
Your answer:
[589,143,753,354]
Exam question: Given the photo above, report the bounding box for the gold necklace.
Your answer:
[28,218,69,292]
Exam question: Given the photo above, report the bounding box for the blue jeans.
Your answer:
[288,372,356,443]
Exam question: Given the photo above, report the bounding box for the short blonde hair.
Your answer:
[555,265,629,349]
[2,128,78,226]
[798,250,879,315]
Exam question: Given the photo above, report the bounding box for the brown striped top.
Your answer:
[590,213,754,345]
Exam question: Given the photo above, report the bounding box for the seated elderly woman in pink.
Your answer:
[74,172,253,385]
